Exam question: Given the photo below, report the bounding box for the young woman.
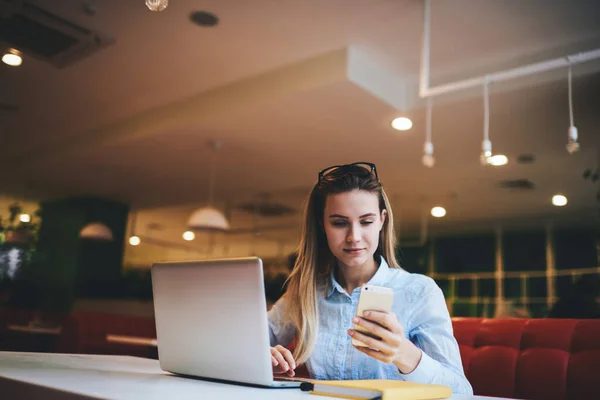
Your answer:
[267,162,472,395]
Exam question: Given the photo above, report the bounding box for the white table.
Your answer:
[0,352,510,400]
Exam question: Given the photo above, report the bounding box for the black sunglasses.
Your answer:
[317,162,379,184]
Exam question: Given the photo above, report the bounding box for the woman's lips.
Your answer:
[343,248,364,255]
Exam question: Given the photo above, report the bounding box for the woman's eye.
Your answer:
[332,221,347,227]
[361,221,374,225]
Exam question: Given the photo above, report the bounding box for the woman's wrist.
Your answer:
[393,341,422,374]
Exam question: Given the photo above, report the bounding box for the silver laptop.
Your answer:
[151,257,303,388]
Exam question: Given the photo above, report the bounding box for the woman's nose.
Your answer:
[346,226,360,242]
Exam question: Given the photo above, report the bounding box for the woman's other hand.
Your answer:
[270,345,296,377]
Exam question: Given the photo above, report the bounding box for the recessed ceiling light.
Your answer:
[488,154,508,166]
[190,11,219,27]
[552,195,567,207]
[129,235,141,246]
[2,49,22,66]
[19,214,31,223]
[431,206,446,218]
[182,231,195,241]
[391,117,412,131]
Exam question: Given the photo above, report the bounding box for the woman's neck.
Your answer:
[335,256,380,294]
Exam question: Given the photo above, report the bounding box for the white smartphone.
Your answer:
[352,284,394,347]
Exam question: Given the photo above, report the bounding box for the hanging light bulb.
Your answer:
[187,141,230,231]
[480,78,492,165]
[422,97,435,168]
[145,0,168,11]
[566,64,580,154]
[128,211,141,246]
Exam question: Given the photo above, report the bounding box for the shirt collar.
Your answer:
[326,256,391,298]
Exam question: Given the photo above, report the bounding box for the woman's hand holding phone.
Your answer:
[348,285,422,374]
[270,345,296,377]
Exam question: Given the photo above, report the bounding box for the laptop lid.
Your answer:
[151,257,277,387]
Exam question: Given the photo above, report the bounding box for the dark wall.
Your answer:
[23,197,128,312]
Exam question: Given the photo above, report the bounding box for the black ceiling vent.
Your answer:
[517,154,536,164]
[237,201,296,218]
[189,11,219,27]
[498,179,535,190]
[0,0,114,68]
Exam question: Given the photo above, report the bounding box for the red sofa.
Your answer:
[453,318,600,400]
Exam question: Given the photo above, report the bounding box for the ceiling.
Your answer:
[2,0,600,260]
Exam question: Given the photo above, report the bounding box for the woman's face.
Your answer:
[323,190,386,269]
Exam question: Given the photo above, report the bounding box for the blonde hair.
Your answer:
[284,165,401,364]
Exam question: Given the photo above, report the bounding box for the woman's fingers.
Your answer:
[349,328,394,354]
[270,346,296,375]
[352,316,401,347]
[361,311,403,335]
[275,345,296,370]
[270,348,288,372]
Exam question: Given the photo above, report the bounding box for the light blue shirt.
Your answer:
[268,257,473,395]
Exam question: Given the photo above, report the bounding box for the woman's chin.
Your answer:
[338,253,371,268]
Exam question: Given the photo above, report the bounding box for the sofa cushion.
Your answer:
[453,318,600,400]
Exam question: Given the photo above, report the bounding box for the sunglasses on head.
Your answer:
[317,162,379,184]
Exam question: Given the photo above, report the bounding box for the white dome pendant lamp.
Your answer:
[80,222,113,241]
[187,141,230,232]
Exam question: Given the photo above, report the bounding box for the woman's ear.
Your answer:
[380,209,388,229]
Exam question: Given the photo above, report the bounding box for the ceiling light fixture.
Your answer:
[80,222,113,241]
[145,0,168,12]
[552,195,568,207]
[187,141,230,231]
[566,63,580,154]
[182,231,195,241]
[2,49,22,66]
[422,97,435,168]
[391,117,412,131]
[431,206,446,218]
[128,211,141,246]
[488,154,508,166]
[19,214,31,223]
[480,77,493,166]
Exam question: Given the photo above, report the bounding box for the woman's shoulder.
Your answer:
[386,269,440,302]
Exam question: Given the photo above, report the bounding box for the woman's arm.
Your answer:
[400,284,473,395]
[349,280,472,395]
[267,295,296,347]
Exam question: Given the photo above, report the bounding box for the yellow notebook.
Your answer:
[302,379,452,400]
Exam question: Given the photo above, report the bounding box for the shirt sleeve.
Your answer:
[395,281,473,395]
[267,295,296,348]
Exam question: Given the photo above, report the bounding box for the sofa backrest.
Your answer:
[452,318,600,400]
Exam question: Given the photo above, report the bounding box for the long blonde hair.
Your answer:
[284,164,401,364]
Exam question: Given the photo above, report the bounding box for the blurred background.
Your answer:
[1,0,599,338]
